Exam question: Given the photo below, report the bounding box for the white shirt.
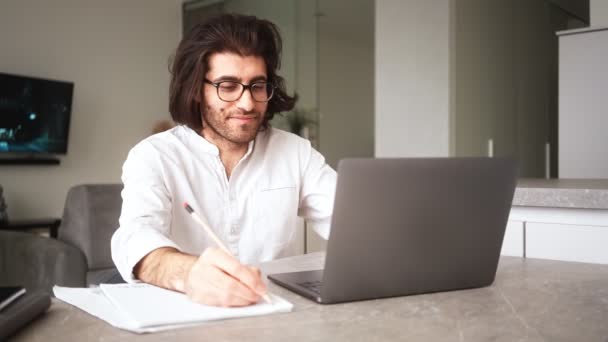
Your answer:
[111,125,336,282]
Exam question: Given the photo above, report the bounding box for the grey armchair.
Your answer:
[0,230,86,292]
[0,184,124,293]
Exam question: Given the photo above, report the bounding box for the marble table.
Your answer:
[11,252,608,342]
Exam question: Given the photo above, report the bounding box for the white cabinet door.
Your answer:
[526,222,608,264]
[559,28,608,178]
[501,220,524,257]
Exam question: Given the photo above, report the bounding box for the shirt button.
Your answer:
[230,225,239,234]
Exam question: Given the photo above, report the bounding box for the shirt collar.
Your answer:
[182,125,258,158]
[242,139,256,160]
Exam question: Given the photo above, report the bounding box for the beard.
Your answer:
[202,105,264,145]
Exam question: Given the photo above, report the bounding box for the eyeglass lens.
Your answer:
[216,81,273,102]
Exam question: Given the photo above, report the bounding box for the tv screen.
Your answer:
[0,72,73,154]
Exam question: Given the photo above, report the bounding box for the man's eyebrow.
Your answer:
[249,75,268,83]
[211,75,268,83]
[212,75,239,82]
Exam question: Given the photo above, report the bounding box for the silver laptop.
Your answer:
[268,157,517,304]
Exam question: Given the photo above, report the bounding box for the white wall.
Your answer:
[318,0,375,168]
[559,28,608,178]
[0,0,181,219]
[591,0,608,26]
[304,0,375,253]
[375,0,451,157]
[376,0,561,178]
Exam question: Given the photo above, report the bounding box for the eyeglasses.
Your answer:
[204,79,275,102]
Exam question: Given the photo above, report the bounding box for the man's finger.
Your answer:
[199,280,256,307]
[204,248,265,295]
[207,261,260,303]
[247,266,267,294]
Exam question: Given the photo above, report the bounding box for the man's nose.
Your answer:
[236,88,255,112]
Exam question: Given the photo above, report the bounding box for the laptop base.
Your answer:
[268,270,325,304]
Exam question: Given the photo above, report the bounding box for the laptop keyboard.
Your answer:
[297,280,323,295]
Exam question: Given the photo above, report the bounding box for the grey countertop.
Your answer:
[513,178,608,209]
[12,252,608,342]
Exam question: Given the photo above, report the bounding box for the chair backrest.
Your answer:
[58,184,122,270]
[0,230,87,291]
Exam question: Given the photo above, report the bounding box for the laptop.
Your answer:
[268,157,518,304]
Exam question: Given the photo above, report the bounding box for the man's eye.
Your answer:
[251,83,267,92]
[219,83,239,92]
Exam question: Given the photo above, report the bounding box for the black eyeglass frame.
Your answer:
[204,79,275,103]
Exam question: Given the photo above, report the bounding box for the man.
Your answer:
[111,14,336,307]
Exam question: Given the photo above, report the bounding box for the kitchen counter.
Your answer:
[513,178,608,209]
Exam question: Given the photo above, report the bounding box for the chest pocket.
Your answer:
[253,184,298,251]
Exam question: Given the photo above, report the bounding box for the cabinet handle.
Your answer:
[487,139,494,158]
[545,142,551,179]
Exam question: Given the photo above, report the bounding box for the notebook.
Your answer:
[54,283,293,334]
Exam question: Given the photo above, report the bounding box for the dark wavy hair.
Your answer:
[169,13,297,131]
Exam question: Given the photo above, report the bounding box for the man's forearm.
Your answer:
[133,247,198,292]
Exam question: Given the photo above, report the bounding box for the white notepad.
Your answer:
[53,284,293,334]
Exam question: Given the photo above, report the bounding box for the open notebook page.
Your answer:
[99,283,293,329]
[53,284,293,333]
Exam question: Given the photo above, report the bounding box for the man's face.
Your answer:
[201,52,268,145]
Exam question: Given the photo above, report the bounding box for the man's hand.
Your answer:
[184,247,268,307]
[134,246,268,307]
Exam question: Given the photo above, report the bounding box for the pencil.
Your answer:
[183,202,272,304]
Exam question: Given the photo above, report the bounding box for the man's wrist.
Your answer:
[134,247,197,293]
[168,252,197,292]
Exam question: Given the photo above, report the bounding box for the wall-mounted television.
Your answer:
[0,72,73,155]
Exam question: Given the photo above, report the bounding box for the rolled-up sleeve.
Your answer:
[297,140,337,240]
[111,141,180,282]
